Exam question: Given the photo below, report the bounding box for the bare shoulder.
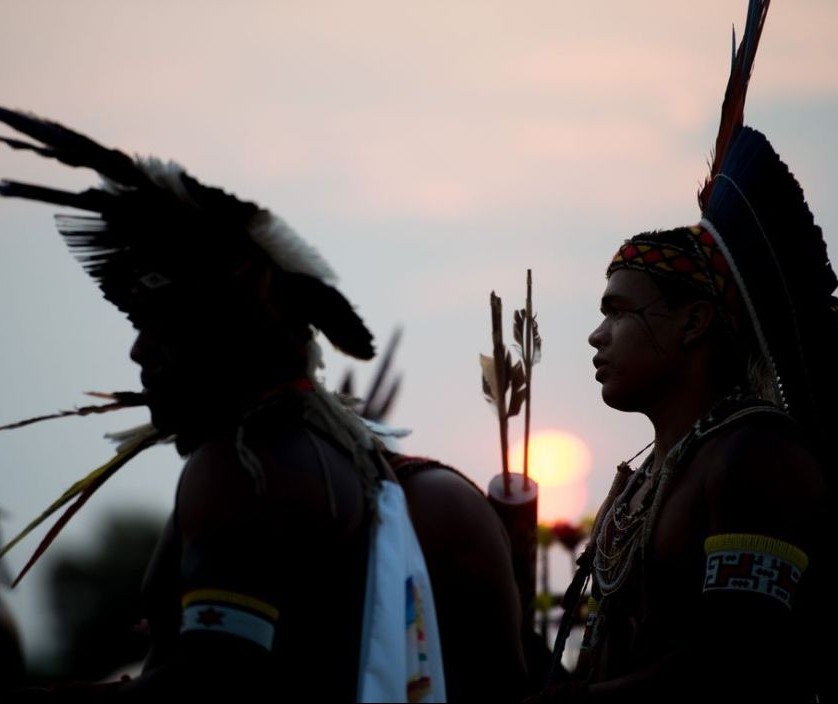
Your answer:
[697,412,826,542]
[177,433,262,538]
[177,425,366,541]
[399,465,511,561]
[396,462,528,701]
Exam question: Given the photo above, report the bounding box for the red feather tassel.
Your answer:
[698,0,771,209]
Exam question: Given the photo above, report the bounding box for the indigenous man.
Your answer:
[536,1,833,702]
[0,107,525,701]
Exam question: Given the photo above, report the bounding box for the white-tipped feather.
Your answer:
[360,418,412,439]
[104,423,173,453]
[306,337,326,376]
[130,159,338,286]
[248,211,337,284]
[132,156,200,205]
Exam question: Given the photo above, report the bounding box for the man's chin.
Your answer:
[147,405,178,436]
[145,394,185,436]
[600,386,643,414]
[146,394,227,443]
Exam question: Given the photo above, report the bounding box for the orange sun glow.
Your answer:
[509,430,592,522]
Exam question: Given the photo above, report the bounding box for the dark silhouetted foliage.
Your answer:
[45,511,165,681]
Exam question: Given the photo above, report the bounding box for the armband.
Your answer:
[703,533,808,609]
[181,588,279,650]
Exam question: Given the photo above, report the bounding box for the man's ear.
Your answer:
[681,300,716,346]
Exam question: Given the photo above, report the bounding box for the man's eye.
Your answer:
[602,307,626,320]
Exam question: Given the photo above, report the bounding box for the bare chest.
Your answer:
[595,457,710,606]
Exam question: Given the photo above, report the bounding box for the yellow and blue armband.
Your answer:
[181,589,279,650]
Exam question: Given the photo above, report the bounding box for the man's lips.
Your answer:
[592,357,608,381]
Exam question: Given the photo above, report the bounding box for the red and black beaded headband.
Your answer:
[607,226,738,313]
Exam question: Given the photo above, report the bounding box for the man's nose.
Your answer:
[130,329,154,366]
[588,320,607,349]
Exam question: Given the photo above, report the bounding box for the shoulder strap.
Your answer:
[387,453,486,497]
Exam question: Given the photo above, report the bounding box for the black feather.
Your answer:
[361,327,402,418]
[0,180,113,212]
[369,374,401,421]
[286,273,375,360]
[338,370,355,397]
[0,107,143,186]
[0,106,375,359]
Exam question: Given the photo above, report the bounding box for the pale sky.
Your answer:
[1,0,837,659]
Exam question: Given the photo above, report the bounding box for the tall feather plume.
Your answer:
[698,0,770,209]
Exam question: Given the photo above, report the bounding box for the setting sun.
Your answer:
[509,430,592,522]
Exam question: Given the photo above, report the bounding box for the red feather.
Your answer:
[698,0,771,209]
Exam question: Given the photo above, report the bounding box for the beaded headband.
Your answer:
[607,226,738,313]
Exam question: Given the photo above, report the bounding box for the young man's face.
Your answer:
[588,268,686,413]
[130,322,195,434]
[129,313,234,435]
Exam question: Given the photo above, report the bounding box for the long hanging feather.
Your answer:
[0,391,146,432]
[0,424,164,586]
[698,0,770,209]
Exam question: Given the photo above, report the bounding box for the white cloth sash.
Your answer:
[357,480,446,703]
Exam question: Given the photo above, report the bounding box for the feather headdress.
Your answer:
[606,0,838,453]
[694,0,838,444]
[0,106,375,360]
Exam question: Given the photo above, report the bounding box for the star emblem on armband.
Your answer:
[196,607,225,628]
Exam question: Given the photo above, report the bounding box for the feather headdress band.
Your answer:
[0,106,375,360]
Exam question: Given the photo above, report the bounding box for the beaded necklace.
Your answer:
[593,443,656,596]
[592,388,784,598]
